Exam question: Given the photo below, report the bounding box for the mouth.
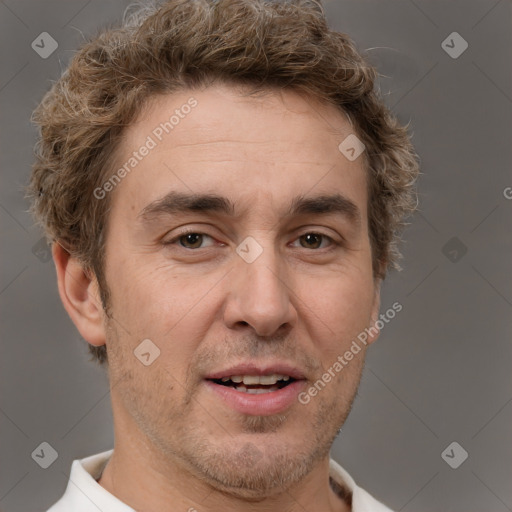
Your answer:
[204,366,306,415]
[208,374,296,394]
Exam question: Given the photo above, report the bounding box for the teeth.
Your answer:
[235,384,280,394]
[220,374,291,385]
[243,375,265,385]
[244,386,279,394]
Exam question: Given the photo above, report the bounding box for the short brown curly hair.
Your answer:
[28,0,419,365]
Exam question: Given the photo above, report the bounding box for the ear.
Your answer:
[366,278,382,345]
[52,242,107,347]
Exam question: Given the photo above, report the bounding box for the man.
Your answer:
[28,0,419,510]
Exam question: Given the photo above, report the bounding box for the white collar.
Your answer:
[47,450,393,512]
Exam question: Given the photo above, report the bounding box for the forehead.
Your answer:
[143,84,355,153]
[108,83,367,222]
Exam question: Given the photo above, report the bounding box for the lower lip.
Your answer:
[204,380,305,416]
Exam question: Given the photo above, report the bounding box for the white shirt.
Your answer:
[47,449,393,512]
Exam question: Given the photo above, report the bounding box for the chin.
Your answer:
[185,440,323,498]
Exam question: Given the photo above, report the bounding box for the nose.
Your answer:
[223,240,297,338]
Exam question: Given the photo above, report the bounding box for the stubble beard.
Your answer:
[155,370,363,500]
[105,318,365,500]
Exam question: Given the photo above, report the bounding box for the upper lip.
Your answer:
[205,362,306,380]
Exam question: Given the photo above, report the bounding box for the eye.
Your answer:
[292,232,337,250]
[163,230,339,251]
[164,230,216,249]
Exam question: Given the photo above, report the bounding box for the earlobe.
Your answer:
[52,242,107,347]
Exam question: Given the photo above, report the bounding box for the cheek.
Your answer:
[303,267,375,353]
[106,259,220,367]
[107,258,181,324]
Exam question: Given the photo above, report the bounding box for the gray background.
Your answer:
[1,0,511,511]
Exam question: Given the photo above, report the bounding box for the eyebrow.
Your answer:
[138,191,361,226]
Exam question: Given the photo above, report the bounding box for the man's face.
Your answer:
[100,83,380,496]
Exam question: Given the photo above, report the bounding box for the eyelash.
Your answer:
[163,228,340,251]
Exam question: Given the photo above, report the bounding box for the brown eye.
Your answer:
[179,233,203,249]
[297,232,333,250]
[163,231,215,249]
